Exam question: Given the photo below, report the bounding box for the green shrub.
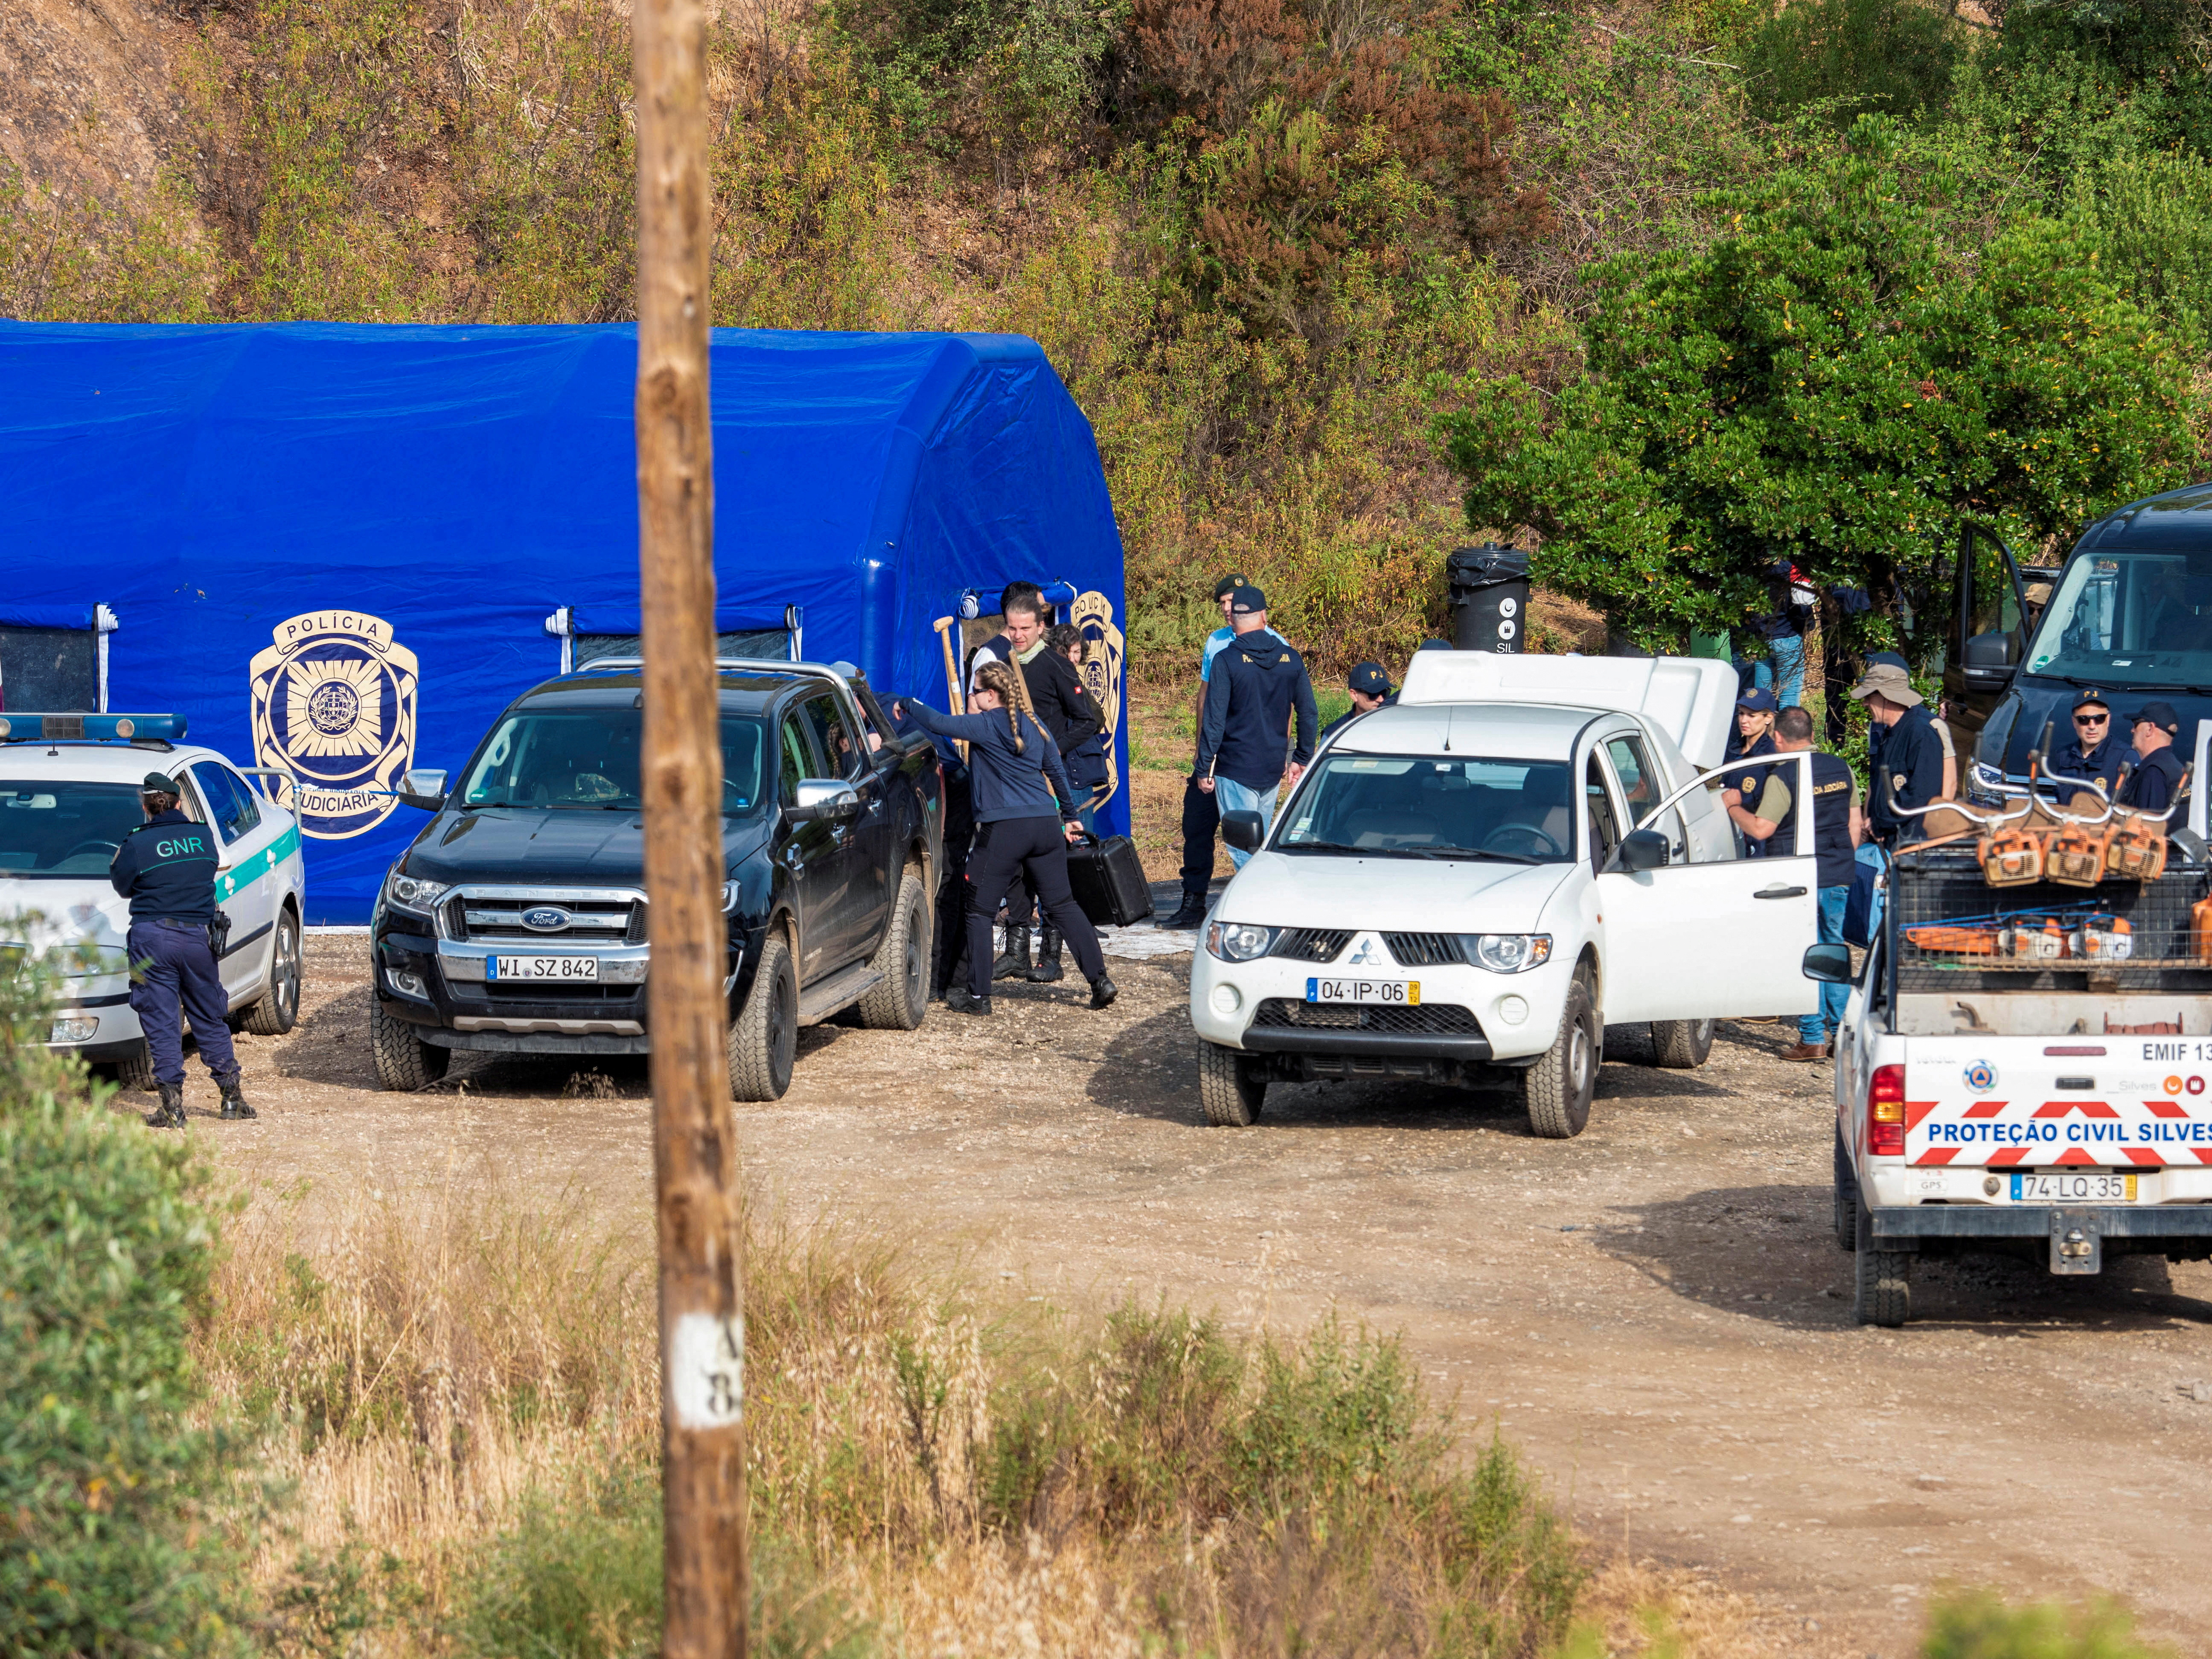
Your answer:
[1741,0,1964,125]
[0,960,245,1656]
[1923,1589,2174,1659]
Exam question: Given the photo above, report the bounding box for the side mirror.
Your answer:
[399,768,448,811]
[1962,631,2017,688]
[1222,810,1265,853]
[1617,827,1669,873]
[788,780,860,824]
[1802,942,1853,984]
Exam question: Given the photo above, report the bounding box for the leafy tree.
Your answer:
[1439,117,2197,665]
[1742,0,1965,125]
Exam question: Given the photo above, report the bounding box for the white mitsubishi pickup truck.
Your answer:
[1821,774,2212,1326]
[1190,652,1822,1135]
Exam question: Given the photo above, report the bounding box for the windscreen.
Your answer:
[2025,548,2212,688]
[459,709,765,813]
[1275,754,1577,861]
[0,780,146,877]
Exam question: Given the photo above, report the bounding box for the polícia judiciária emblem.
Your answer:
[249,610,419,840]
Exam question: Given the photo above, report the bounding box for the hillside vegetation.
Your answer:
[3,0,2209,684]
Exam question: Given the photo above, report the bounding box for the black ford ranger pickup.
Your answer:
[369,659,942,1100]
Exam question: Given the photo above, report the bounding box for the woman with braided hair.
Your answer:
[896,660,1118,1016]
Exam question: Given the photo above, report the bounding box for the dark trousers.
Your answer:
[964,817,1106,998]
[128,918,238,1086]
[934,768,977,997]
[1177,773,1219,899]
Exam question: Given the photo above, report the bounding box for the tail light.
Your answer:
[1868,1063,1906,1156]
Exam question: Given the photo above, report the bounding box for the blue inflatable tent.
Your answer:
[0,323,1129,923]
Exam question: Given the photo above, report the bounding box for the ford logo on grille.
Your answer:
[521,907,572,931]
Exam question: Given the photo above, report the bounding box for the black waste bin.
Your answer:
[1449,543,1530,654]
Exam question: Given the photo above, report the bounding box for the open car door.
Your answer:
[1595,750,1821,1024]
[1946,521,2032,743]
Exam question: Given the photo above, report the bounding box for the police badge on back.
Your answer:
[249,611,419,839]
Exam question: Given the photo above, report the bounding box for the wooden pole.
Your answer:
[634,0,746,1651]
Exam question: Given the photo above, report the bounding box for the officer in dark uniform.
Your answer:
[1723,688,1780,856]
[1723,708,1860,1061]
[2049,688,2132,796]
[109,771,253,1129]
[2120,701,2187,815]
[1321,662,1394,741]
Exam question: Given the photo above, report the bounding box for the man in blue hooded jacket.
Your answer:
[1194,587,1318,868]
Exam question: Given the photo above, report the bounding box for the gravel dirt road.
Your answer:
[151,931,2212,1656]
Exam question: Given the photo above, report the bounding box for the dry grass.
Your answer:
[202,1173,1590,1656]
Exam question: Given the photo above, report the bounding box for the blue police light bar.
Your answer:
[0,712,187,743]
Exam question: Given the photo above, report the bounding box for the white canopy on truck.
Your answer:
[1396,652,1740,771]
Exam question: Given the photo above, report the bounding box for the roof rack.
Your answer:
[0,712,185,749]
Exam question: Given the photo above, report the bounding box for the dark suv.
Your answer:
[368,660,941,1100]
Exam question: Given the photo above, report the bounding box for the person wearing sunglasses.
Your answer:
[2049,689,2132,797]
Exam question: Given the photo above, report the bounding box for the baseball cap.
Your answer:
[1417,638,1453,652]
[141,771,181,795]
[1847,662,1923,707]
[2130,700,2181,735]
[1214,572,1252,601]
[2071,687,2110,713]
[1229,585,1268,615]
[1348,662,1392,696]
[1736,688,1778,713]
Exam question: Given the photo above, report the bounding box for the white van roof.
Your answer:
[1394,651,1738,769]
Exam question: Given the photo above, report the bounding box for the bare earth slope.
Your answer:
[2,0,186,210]
[167,937,2212,1658]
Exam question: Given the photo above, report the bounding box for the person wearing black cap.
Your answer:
[2049,689,2132,796]
[108,772,253,1129]
[2120,702,2186,815]
[1194,586,1318,867]
[1161,570,1271,930]
[1723,688,1779,853]
[1322,662,1394,741]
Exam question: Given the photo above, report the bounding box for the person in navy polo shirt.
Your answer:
[108,771,254,1129]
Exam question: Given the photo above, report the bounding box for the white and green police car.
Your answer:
[0,713,307,1085]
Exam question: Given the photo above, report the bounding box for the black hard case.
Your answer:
[1065,834,1153,927]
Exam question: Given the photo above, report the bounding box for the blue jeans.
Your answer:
[1801,885,1851,1045]
[1214,776,1278,869]
[1755,634,1807,710]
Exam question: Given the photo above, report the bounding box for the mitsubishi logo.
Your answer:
[1346,934,1382,966]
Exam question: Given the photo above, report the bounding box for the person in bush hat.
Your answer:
[2049,687,2131,796]
[1162,570,1280,930]
[1322,661,1394,740]
[1860,650,1956,798]
[2120,701,2186,815]
[108,772,253,1128]
[1850,662,1944,844]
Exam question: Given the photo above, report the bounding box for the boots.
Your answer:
[1027,924,1065,982]
[992,924,1032,981]
[946,986,992,1016]
[1158,892,1207,931]
[218,1076,258,1120]
[1089,973,1119,1011]
[145,1080,186,1130]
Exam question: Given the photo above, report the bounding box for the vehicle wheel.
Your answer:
[1833,1123,1859,1253]
[1197,1039,1266,1126]
[857,868,929,1031]
[113,1042,157,1092]
[241,908,302,1036]
[1523,966,1599,1139]
[1853,1187,1911,1328]
[1649,1016,1713,1069]
[370,999,449,1091]
[729,931,798,1102]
